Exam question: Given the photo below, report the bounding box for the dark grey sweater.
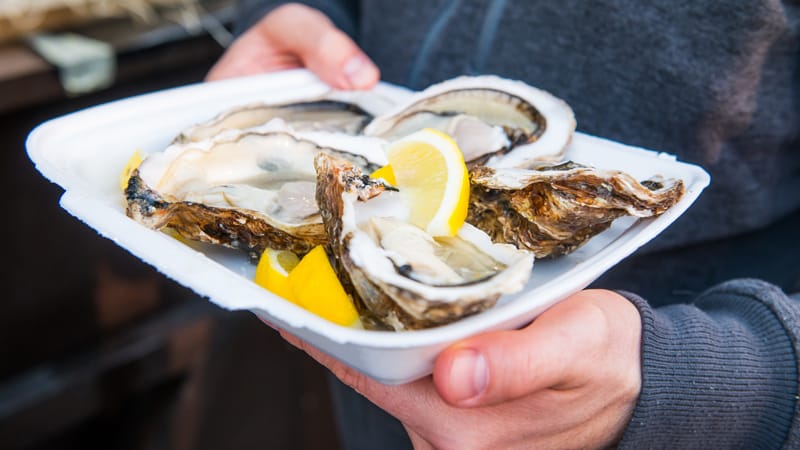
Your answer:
[236,1,800,448]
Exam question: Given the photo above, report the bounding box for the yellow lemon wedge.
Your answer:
[386,128,470,236]
[287,246,360,327]
[254,247,300,302]
[369,164,397,186]
[119,150,143,192]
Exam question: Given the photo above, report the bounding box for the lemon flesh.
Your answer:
[288,246,359,327]
[254,248,300,302]
[386,128,470,236]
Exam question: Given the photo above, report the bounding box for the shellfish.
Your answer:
[363,75,576,168]
[176,99,374,143]
[467,162,686,258]
[314,153,533,330]
[126,130,383,258]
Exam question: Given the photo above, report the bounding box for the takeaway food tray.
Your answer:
[26,69,710,384]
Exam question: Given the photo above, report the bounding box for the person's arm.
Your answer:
[207,2,378,89]
[618,279,799,449]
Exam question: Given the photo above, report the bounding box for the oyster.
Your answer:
[176,99,374,143]
[467,162,686,258]
[363,75,576,168]
[126,131,382,258]
[314,153,534,331]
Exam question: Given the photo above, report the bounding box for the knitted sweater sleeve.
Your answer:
[234,0,359,38]
[618,279,800,449]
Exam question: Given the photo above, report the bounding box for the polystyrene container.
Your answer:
[26,70,710,384]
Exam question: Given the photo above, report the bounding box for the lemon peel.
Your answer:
[287,246,360,327]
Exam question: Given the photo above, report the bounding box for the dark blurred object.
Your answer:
[0,4,341,449]
[0,0,209,43]
[0,0,234,113]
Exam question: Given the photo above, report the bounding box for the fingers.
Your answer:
[278,328,444,430]
[433,290,640,407]
[206,30,302,81]
[433,327,571,408]
[206,3,379,88]
[277,328,374,398]
[257,4,380,89]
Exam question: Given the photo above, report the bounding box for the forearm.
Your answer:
[618,279,800,449]
[235,0,359,37]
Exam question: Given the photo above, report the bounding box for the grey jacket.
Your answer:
[236,1,800,448]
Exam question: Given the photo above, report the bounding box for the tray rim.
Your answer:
[26,69,712,352]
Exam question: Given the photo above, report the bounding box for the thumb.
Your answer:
[432,329,569,408]
[433,292,615,407]
[265,4,380,89]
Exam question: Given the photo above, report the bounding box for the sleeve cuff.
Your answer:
[617,279,799,449]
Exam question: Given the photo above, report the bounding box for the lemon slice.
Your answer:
[287,246,360,327]
[254,247,300,302]
[369,164,397,185]
[386,128,470,236]
[119,150,143,192]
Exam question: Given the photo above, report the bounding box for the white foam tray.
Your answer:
[27,69,710,384]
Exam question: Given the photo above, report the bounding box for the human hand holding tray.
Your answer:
[26,69,710,384]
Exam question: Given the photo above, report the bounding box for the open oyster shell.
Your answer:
[176,99,374,144]
[363,75,576,168]
[125,130,382,259]
[467,162,686,258]
[314,153,533,331]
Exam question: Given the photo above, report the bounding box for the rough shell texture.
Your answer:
[314,153,533,330]
[468,162,686,258]
[124,131,382,259]
[363,75,576,168]
[125,171,324,259]
[176,100,373,143]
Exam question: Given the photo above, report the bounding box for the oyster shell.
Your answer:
[467,162,686,258]
[126,130,382,258]
[176,99,374,143]
[314,153,534,331]
[363,75,576,168]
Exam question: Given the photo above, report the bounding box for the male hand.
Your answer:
[206,3,379,89]
[281,289,642,450]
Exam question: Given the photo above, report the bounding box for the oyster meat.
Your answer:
[363,75,576,168]
[126,130,382,258]
[176,99,374,143]
[314,153,533,331]
[120,73,692,331]
[467,162,686,258]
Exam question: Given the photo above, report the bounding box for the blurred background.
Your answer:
[0,1,342,449]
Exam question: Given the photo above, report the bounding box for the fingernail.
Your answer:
[448,349,488,402]
[342,55,378,89]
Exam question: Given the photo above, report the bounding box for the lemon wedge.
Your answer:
[287,246,360,327]
[369,164,397,186]
[386,128,470,236]
[255,247,300,302]
[119,150,143,192]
